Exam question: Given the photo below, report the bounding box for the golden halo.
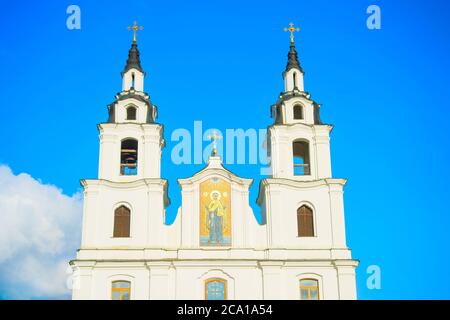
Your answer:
[210,190,221,200]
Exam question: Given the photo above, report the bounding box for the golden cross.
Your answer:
[128,21,144,43]
[284,22,300,44]
[207,130,222,156]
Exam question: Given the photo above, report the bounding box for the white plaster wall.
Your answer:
[114,97,149,124]
[98,123,163,181]
[80,179,168,248]
[281,96,315,125]
[258,178,347,250]
[122,68,144,92]
[75,153,357,301]
[71,260,356,300]
[269,124,332,180]
[74,160,357,300]
[284,69,304,92]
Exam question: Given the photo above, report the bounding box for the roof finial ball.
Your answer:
[128,21,144,43]
[284,22,300,44]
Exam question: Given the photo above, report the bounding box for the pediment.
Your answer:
[178,156,253,187]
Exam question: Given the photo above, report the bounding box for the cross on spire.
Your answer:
[284,22,300,44]
[128,21,144,43]
[207,130,222,156]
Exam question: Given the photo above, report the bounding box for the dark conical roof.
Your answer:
[123,42,144,74]
[285,43,303,73]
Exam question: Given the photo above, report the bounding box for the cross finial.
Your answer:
[128,21,144,43]
[284,22,300,44]
[207,130,222,156]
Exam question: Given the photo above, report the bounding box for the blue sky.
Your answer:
[1,0,450,299]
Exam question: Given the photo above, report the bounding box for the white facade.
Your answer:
[71,38,358,300]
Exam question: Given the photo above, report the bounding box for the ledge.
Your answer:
[256,178,346,204]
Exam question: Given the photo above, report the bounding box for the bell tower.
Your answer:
[257,23,358,299]
[71,24,170,297]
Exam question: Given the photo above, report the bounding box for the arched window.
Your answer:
[205,278,227,300]
[293,104,303,120]
[293,140,310,175]
[297,205,314,237]
[126,106,137,120]
[275,105,283,123]
[111,280,131,300]
[120,139,138,175]
[300,279,319,300]
[131,73,135,88]
[293,72,297,89]
[113,205,131,237]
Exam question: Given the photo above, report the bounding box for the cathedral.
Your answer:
[70,22,358,300]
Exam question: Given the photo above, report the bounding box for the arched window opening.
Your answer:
[131,73,135,88]
[205,278,227,300]
[275,105,283,123]
[300,279,319,300]
[120,139,138,175]
[293,72,297,89]
[297,205,314,237]
[126,106,137,120]
[113,205,131,237]
[293,140,310,175]
[111,281,131,300]
[293,104,303,120]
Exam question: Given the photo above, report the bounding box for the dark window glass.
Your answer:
[126,107,137,120]
[293,105,303,120]
[297,205,314,237]
[113,205,131,237]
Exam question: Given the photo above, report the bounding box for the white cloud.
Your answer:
[0,165,82,299]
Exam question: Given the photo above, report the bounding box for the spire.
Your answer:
[123,42,144,74]
[285,44,303,73]
[123,21,144,74]
[283,22,303,73]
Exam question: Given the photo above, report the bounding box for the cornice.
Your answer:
[256,177,346,204]
[81,178,168,189]
[98,122,163,131]
[268,122,333,132]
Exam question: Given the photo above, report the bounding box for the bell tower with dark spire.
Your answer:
[71,24,169,294]
[268,23,329,179]
[257,23,358,300]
